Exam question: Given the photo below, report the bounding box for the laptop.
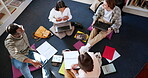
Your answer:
[93,21,111,31]
[54,22,72,33]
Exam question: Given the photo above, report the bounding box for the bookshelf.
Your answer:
[0,0,32,36]
[123,0,148,17]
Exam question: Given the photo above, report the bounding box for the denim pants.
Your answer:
[11,51,51,78]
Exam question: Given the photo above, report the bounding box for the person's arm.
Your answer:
[66,7,72,20]
[92,5,103,23]
[110,6,122,33]
[48,8,57,23]
[23,58,42,68]
[63,8,72,21]
[5,38,28,62]
[71,64,79,78]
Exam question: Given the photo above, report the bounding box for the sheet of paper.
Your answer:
[63,51,79,69]
[106,50,121,63]
[36,41,57,60]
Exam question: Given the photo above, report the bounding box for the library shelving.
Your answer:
[0,0,32,36]
[123,0,148,17]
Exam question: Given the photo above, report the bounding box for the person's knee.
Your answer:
[15,63,28,69]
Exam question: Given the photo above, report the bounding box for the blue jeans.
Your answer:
[11,51,51,78]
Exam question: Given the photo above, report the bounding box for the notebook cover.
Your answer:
[102,46,115,60]
[73,41,85,50]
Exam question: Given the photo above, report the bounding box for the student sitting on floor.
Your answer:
[48,0,75,39]
[5,23,51,78]
[64,52,101,78]
[80,0,122,53]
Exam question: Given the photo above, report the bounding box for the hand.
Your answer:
[56,17,62,22]
[107,28,112,33]
[31,60,42,68]
[71,64,79,69]
[63,16,69,21]
[71,64,79,74]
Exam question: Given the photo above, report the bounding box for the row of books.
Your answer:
[126,0,148,8]
[2,0,25,7]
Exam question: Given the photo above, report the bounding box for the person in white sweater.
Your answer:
[48,0,74,39]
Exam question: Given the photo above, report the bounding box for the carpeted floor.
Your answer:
[0,0,148,78]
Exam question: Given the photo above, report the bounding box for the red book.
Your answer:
[102,46,115,60]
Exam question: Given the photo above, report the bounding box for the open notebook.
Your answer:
[63,51,79,69]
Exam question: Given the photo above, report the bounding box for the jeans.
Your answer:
[11,51,51,78]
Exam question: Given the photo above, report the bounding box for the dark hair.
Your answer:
[106,0,116,9]
[78,52,94,72]
[6,23,19,35]
[55,0,67,11]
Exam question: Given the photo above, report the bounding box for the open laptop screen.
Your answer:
[54,22,72,32]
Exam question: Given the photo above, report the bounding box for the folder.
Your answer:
[73,41,85,50]
[102,46,115,60]
[58,62,65,75]
[106,50,121,63]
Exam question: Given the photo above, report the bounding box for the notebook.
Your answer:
[102,63,116,75]
[93,21,111,31]
[54,22,72,32]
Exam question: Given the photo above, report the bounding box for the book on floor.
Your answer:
[74,31,89,42]
[36,41,57,60]
[106,50,121,63]
[102,46,116,60]
[101,63,116,75]
[73,41,85,50]
[63,51,79,69]
[52,55,63,63]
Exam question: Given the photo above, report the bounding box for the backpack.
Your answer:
[33,26,51,40]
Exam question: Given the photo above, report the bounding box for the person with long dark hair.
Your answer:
[80,0,122,53]
[48,0,74,39]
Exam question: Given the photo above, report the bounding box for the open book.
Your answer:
[36,41,57,60]
[63,51,79,69]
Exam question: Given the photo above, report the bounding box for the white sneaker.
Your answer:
[79,43,91,54]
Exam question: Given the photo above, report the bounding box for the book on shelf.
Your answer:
[3,0,12,5]
[126,0,148,9]
[0,13,5,20]
[10,0,25,7]
[101,63,116,75]
[7,6,16,14]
